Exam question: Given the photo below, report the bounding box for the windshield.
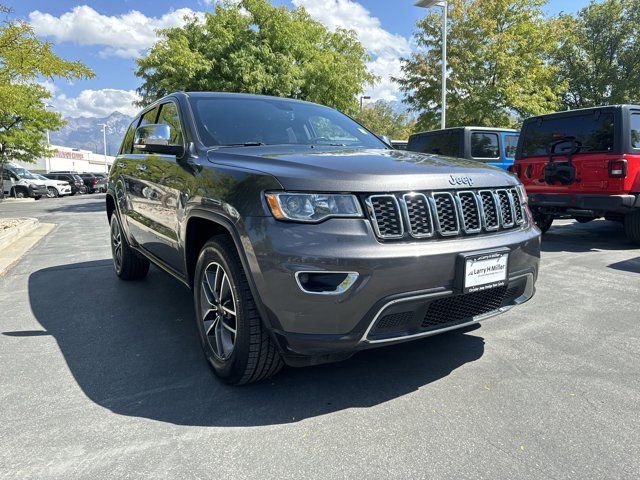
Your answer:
[520,112,615,157]
[11,167,36,179]
[190,97,387,149]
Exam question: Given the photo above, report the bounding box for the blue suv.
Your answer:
[407,127,519,170]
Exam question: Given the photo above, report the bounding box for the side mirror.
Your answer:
[134,124,184,157]
[378,134,392,147]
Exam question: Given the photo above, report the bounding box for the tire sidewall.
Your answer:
[194,242,250,382]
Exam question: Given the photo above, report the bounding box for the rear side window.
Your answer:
[521,112,615,157]
[409,131,460,156]
[630,113,640,148]
[504,134,519,159]
[471,132,499,159]
[156,102,184,145]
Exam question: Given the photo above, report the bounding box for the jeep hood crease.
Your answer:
[207,146,519,192]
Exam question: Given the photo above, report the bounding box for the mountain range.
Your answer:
[49,100,413,155]
[49,112,133,156]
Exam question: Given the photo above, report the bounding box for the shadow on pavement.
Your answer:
[541,220,635,253]
[21,260,485,427]
[608,257,640,273]
[44,195,106,214]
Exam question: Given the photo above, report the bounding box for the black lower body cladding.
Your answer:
[243,216,540,365]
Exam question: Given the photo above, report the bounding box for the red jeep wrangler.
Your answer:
[513,105,640,244]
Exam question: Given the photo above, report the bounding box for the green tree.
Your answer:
[555,0,640,109]
[396,0,562,131]
[135,0,375,115]
[0,5,93,196]
[353,101,416,140]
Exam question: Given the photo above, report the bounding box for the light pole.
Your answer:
[43,103,54,172]
[98,123,108,173]
[415,0,448,129]
[359,95,371,112]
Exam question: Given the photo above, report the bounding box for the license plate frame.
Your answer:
[457,249,509,294]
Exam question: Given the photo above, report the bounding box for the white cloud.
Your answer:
[29,6,203,58]
[292,0,411,101]
[51,89,141,118]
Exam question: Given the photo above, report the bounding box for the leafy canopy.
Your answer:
[555,0,640,109]
[353,101,415,140]
[397,0,562,131]
[135,0,375,115]
[0,6,93,166]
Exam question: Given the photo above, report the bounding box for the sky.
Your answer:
[11,0,592,119]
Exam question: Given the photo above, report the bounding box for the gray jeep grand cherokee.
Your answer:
[106,92,540,385]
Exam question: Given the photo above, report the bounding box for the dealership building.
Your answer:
[12,145,115,174]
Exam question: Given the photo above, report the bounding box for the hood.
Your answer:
[207,146,518,192]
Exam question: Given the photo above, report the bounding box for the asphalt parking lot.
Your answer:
[0,194,639,479]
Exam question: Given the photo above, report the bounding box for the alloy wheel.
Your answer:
[111,219,123,271]
[200,262,237,360]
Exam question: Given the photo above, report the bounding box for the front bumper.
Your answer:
[245,217,540,361]
[529,193,640,214]
[29,185,48,197]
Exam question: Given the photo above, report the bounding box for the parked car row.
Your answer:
[2,163,108,199]
[403,104,640,245]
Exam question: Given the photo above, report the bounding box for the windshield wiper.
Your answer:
[217,142,267,147]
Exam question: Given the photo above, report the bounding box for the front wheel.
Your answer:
[110,215,150,280]
[13,189,25,198]
[47,187,59,198]
[533,211,554,234]
[624,211,640,245]
[194,236,283,385]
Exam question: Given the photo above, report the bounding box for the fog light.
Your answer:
[295,271,359,295]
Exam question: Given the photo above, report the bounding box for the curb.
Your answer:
[0,198,35,203]
[0,222,55,277]
[0,218,40,250]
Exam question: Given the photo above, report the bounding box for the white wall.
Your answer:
[12,145,115,173]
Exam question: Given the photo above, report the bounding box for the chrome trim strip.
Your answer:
[294,271,359,295]
[431,192,460,236]
[496,189,515,228]
[366,194,404,239]
[360,273,534,344]
[456,190,482,234]
[402,192,434,238]
[510,188,525,225]
[478,190,500,231]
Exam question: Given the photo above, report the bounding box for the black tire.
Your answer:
[575,216,593,224]
[624,210,640,245]
[110,214,150,280]
[47,187,59,198]
[194,236,283,385]
[533,211,554,234]
[13,188,25,198]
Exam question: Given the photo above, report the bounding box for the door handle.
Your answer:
[117,162,125,168]
[137,164,147,172]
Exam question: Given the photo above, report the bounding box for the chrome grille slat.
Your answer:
[366,195,404,238]
[456,191,482,233]
[478,190,500,231]
[403,193,434,238]
[496,189,515,228]
[432,192,460,236]
[510,188,525,224]
[366,187,524,241]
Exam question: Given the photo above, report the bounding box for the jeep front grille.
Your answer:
[366,188,525,241]
[367,195,404,238]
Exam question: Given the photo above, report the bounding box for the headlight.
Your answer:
[265,192,362,222]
